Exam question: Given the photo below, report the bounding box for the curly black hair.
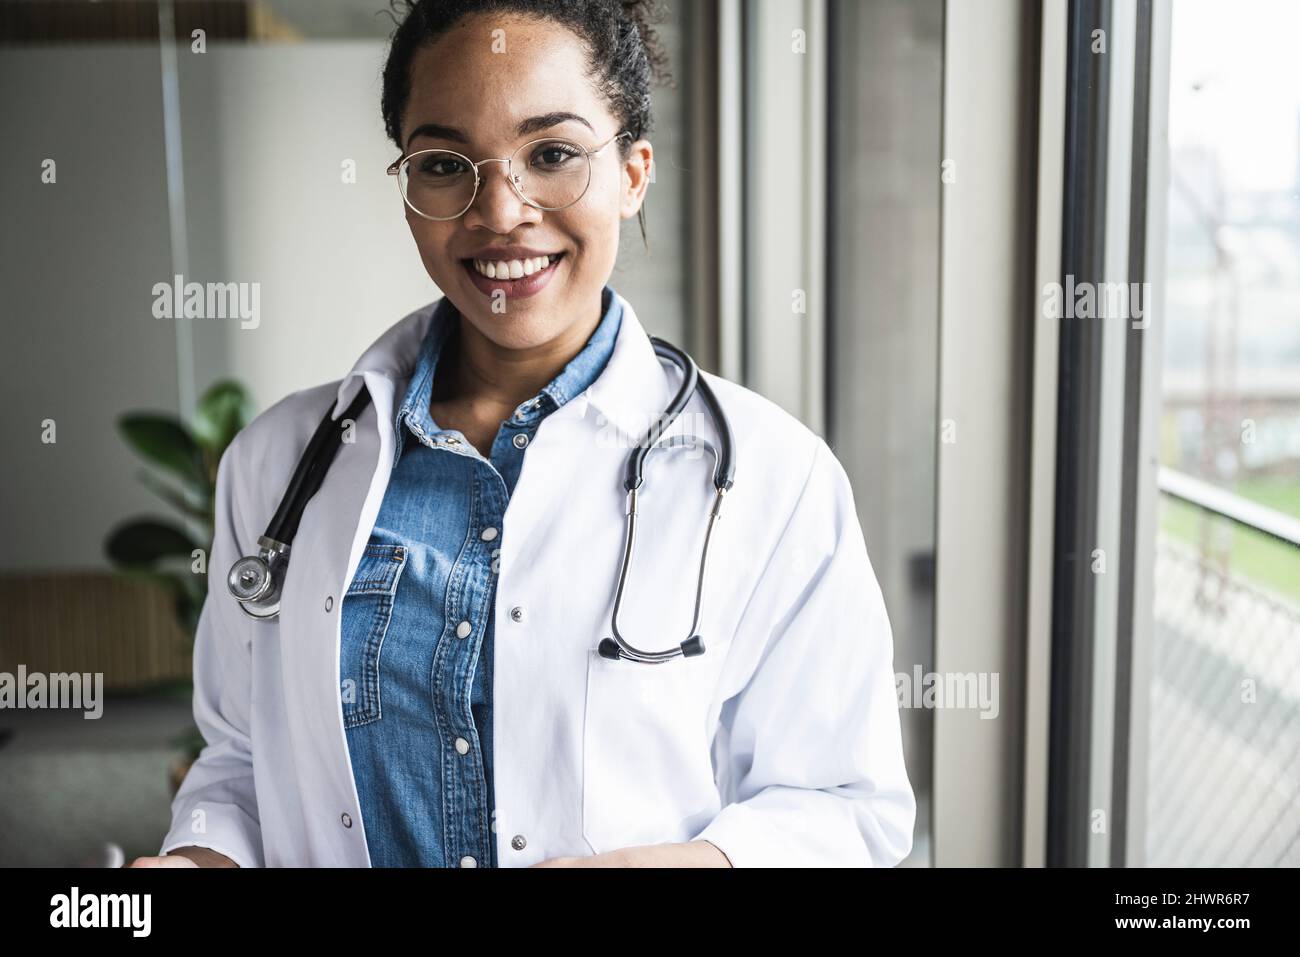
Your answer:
[380,0,670,241]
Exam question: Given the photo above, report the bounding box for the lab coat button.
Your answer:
[454,737,470,755]
[459,855,477,868]
[324,595,333,612]
[509,606,524,623]
[481,526,498,542]
[512,433,529,449]
[341,812,353,828]
[456,620,472,639]
[511,834,527,851]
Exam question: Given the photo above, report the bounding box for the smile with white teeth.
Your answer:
[471,253,559,280]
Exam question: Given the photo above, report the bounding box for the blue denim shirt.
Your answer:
[339,286,623,867]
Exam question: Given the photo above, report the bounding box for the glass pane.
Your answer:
[0,0,698,867]
[1146,0,1300,867]
[828,0,943,866]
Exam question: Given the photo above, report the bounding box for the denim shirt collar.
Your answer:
[391,285,623,464]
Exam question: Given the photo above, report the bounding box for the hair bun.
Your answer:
[617,0,670,88]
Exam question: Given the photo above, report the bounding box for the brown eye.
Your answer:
[529,140,583,172]
[417,155,470,178]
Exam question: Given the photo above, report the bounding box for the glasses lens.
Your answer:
[400,150,477,219]
[512,139,592,210]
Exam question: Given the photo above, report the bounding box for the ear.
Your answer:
[619,138,654,220]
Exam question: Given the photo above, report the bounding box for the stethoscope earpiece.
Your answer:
[597,635,708,662]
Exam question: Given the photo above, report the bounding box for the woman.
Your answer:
[132,0,915,868]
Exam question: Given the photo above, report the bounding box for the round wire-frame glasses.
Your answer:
[387,130,632,222]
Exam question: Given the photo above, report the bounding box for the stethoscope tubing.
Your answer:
[266,386,372,547]
[229,334,734,665]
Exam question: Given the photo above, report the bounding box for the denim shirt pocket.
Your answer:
[340,542,407,729]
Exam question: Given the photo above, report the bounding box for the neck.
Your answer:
[444,295,605,409]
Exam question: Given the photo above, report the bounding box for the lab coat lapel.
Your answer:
[578,293,675,443]
[275,293,671,865]
[276,303,437,867]
[499,294,674,564]
[274,372,396,866]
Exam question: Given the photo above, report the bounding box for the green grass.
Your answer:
[1159,477,1300,605]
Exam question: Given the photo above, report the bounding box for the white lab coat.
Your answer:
[160,292,915,867]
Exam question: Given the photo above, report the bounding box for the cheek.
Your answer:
[564,199,622,270]
[405,213,455,273]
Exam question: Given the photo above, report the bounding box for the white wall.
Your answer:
[1,47,180,573]
[177,42,436,414]
[1,31,691,574]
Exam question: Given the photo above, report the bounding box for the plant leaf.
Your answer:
[119,414,206,487]
[137,468,213,525]
[193,380,252,458]
[105,519,202,566]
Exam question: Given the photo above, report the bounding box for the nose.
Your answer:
[462,157,540,233]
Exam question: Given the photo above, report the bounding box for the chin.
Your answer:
[460,308,564,351]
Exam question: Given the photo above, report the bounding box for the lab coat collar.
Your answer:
[330,299,439,419]
[575,293,671,443]
[329,290,671,443]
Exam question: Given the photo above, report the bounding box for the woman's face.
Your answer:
[398,13,653,352]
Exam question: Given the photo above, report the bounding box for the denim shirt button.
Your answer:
[345,289,622,867]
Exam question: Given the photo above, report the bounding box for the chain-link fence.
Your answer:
[1147,521,1300,866]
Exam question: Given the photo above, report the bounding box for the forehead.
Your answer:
[404,13,609,145]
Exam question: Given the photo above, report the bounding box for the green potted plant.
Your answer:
[104,379,252,794]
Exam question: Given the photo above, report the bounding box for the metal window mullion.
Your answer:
[740,0,827,427]
[1113,0,1165,868]
[801,0,827,435]
[718,0,746,382]
[1046,0,1112,869]
[1088,0,1139,869]
[1022,0,1069,868]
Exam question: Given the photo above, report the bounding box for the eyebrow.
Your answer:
[405,111,595,149]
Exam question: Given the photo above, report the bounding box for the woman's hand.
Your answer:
[531,840,732,868]
[126,846,237,868]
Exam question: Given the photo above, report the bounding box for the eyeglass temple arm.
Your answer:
[591,130,634,155]
[388,130,631,172]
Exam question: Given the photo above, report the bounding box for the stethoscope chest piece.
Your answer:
[226,334,735,650]
[227,535,290,620]
[227,386,372,622]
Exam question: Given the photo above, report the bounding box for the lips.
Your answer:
[462,251,564,300]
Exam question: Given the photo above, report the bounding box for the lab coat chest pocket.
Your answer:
[581,650,722,855]
[339,542,406,728]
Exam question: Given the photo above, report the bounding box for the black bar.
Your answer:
[1047,0,1112,868]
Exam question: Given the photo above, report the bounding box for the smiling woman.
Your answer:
[135,0,916,871]
[381,1,659,359]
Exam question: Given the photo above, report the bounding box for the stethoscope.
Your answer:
[227,335,735,665]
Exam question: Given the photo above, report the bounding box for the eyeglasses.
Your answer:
[387,130,632,221]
